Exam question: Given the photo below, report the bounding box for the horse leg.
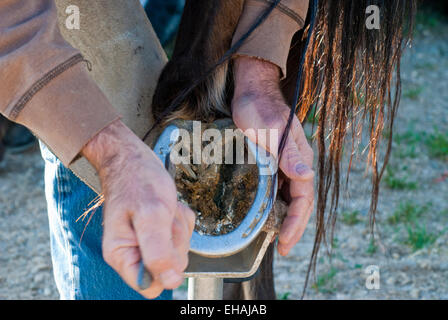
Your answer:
[151,0,244,122]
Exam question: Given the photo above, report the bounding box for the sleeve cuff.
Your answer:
[14,63,121,166]
[231,0,309,79]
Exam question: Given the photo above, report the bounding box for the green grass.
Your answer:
[312,267,339,294]
[404,225,438,251]
[415,62,437,71]
[391,126,425,159]
[384,166,417,190]
[387,202,430,225]
[426,130,448,160]
[413,8,446,39]
[392,129,425,159]
[415,8,444,30]
[333,252,349,264]
[366,238,378,255]
[341,210,362,226]
[392,126,448,160]
[386,201,441,251]
[278,292,292,300]
[395,145,418,159]
[402,85,424,101]
[332,237,340,249]
[393,127,425,145]
[393,123,425,159]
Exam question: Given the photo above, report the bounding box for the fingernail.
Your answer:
[137,260,153,290]
[159,269,183,287]
[295,163,311,176]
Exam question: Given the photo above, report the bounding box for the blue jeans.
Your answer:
[40,142,172,300]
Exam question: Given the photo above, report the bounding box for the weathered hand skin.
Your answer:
[232,56,315,258]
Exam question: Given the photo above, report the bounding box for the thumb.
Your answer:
[278,137,314,181]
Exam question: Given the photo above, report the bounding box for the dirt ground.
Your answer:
[0,19,447,300]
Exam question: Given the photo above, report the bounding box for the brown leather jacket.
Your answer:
[0,0,308,166]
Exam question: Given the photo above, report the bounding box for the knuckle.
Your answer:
[286,147,299,158]
[134,200,174,227]
[305,194,315,208]
[150,198,175,217]
[147,252,175,269]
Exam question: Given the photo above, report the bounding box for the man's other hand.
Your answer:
[232,57,315,257]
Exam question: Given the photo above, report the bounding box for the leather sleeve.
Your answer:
[231,0,309,79]
[0,0,120,166]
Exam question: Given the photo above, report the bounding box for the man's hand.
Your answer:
[232,57,315,256]
[82,120,195,299]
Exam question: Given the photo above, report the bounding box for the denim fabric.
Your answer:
[40,142,172,300]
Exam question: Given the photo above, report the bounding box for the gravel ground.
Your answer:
[1,21,447,300]
[272,21,448,300]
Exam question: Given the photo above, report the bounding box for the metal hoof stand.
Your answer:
[153,124,278,300]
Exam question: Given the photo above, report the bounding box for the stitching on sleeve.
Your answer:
[252,0,305,27]
[10,53,85,120]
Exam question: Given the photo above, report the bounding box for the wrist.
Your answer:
[81,120,148,179]
[232,57,286,114]
[233,56,281,96]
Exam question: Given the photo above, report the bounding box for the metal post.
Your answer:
[188,277,223,300]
